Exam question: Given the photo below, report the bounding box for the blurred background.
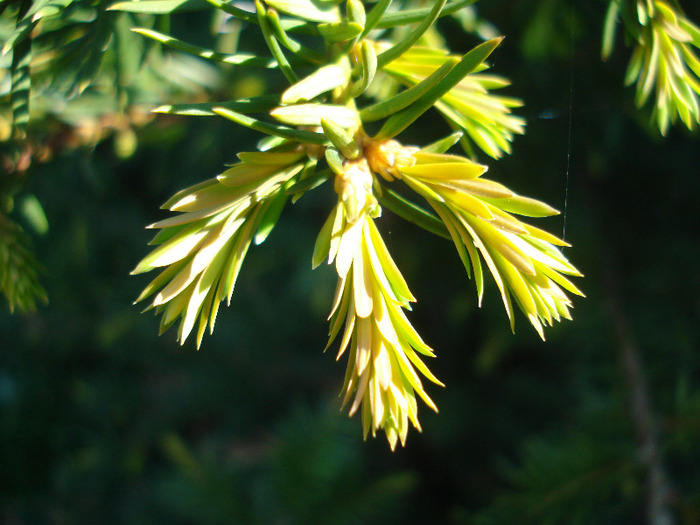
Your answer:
[1,1,700,523]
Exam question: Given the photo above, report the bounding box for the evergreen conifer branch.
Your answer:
[0,214,47,312]
[124,0,583,447]
[603,0,700,134]
[1,0,591,447]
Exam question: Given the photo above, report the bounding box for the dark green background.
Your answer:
[2,2,700,523]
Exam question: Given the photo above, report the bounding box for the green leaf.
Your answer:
[265,0,341,23]
[433,205,471,278]
[266,9,325,63]
[366,219,416,304]
[376,0,448,69]
[109,0,209,13]
[375,0,477,29]
[133,259,188,305]
[153,96,281,116]
[324,147,345,177]
[312,205,337,268]
[270,103,358,128]
[19,0,52,21]
[421,132,464,153]
[132,28,275,67]
[2,20,32,56]
[258,135,292,151]
[281,64,350,104]
[115,12,143,88]
[18,195,49,235]
[360,58,457,122]
[377,189,450,240]
[24,0,74,22]
[5,1,32,136]
[274,19,320,35]
[375,38,503,140]
[349,40,377,98]
[359,0,391,39]
[149,223,190,246]
[0,216,48,313]
[237,151,306,165]
[346,0,365,26]
[317,21,363,42]
[131,223,208,274]
[213,107,329,145]
[480,195,559,218]
[680,18,700,48]
[256,0,298,83]
[254,190,288,244]
[9,29,31,137]
[285,169,330,197]
[624,46,644,86]
[321,118,360,159]
[204,0,257,22]
[217,162,303,188]
[601,0,620,61]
